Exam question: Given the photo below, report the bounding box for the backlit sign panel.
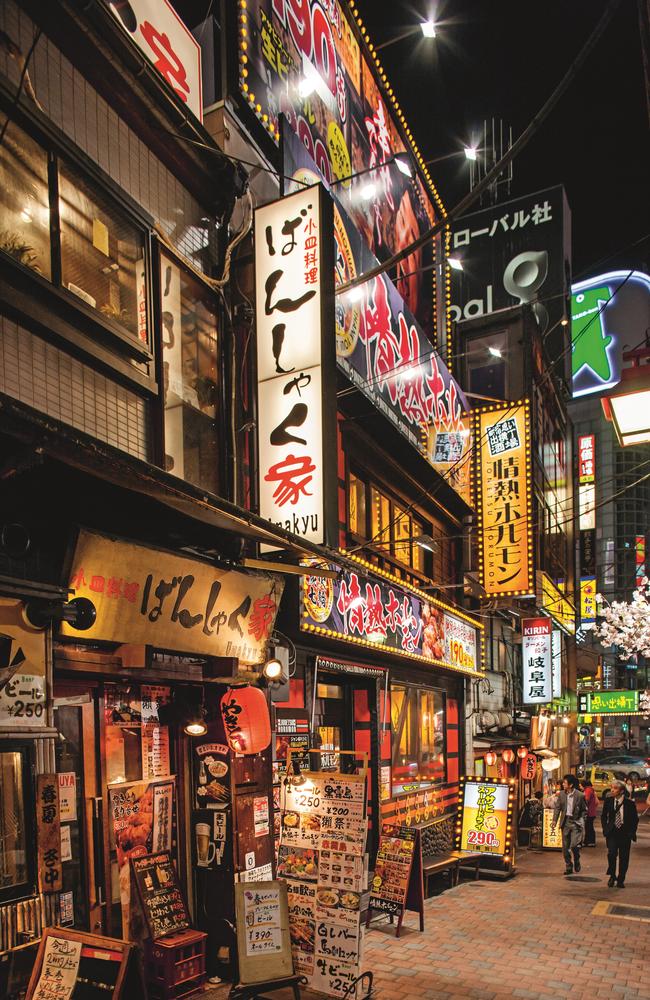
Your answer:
[522,618,552,704]
[456,778,514,859]
[578,434,595,484]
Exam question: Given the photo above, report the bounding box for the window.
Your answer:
[370,486,391,545]
[0,121,51,280]
[348,473,366,537]
[59,162,146,342]
[160,253,220,495]
[391,684,446,795]
[0,746,34,902]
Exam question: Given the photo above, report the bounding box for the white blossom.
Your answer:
[592,582,650,661]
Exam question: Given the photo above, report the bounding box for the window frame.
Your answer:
[390,681,448,796]
[0,740,37,905]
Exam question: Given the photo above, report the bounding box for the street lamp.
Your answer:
[602,347,650,446]
[375,20,437,51]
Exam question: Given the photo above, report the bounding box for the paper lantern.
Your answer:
[485,751,497,766]
[220,686,271,754]
[502,749,515,764]
[520,752,537,781]
[517,746,528,759]
[541,756,560,772]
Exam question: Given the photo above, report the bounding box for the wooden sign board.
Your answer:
[366,824,424,937]
[26,927,140,1000]
[36,774,62,895]
[131,851,191,941]
[234,881,293,985]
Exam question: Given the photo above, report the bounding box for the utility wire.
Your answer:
[0,27,42,149]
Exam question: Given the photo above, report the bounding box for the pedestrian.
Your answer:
[551,774,587,875]
[602,778,638,888]
[625,775,635,799]
[582,779,597,846]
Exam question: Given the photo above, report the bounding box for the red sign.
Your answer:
[520,752,536,781]
[578,434,595,484]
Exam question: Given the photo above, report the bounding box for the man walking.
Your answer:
[602,778,638,888]
[551,774,587,875]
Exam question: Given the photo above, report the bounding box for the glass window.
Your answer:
[391,684,446,795]
[393,506,410,560]
[0,749,32,900]
[59,162,146,340]
[370,486,391,545]
[160,254,220,494]
[0,122,51,279]
[411,517,424,572]
[348,473,367,537]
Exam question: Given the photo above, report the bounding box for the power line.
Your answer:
[0,27,42,150]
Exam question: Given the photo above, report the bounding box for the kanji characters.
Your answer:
[140,21,190,103]
[248,594,277,642]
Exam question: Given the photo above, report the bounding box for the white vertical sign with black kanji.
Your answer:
[522,618,552,704]
[255,185,333,545]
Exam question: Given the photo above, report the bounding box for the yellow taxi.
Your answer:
[583,765,621,800]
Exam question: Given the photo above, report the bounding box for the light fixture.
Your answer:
[463,146,478,161]
[560,317,569,327]
[602,356,650,446]
[517,747,528,759]
[184,718,208,737]
[360,182,377,200]
[541,757,560,772]
[395,156,413,177]
[485,751,497,766]
[263,657,283,681]
[447,257,463,271]
[562,714,570,724]
[488,346,502,358]
[420,20,436,38]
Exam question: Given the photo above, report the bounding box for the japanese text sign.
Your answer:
[255,185,336,545]
[580,577,597,624]
[242,1,441,334]
[62,529,283,664]
[582,690,639,715]
[578,435,595,484]
[37,774,62,895]
[301,560,481,675]
[109,0,203,121]
[0,599,47,728]
[475,402,533,597]
[458,779,511,858]
[30,934,82,1000]
[520,752,536,781]
[537,572,576,635]
[522,618,552,705]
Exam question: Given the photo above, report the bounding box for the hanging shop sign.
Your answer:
[282,124,473,507]
[522,618,552,705]
[537,572,576,635]
[0,599,47,728]
[240,0,442,336]
[301,560,482,676]
[63,529,283,664]
[580,577,597,625]
[551,629,562,699]
[255,185,337,546]
[580,528,596,576]
[456,777,514,860]
[520,752,537,781]
[578,435,595,484]
[108,0,203,121]
[571,270,650,399]
[279,770,367,998]
[37,774,62,895]
[475,402,533,597]
[578,689,640,716]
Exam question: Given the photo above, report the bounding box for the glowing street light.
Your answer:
[447,256,463,271]
[463,146,478,161]
[420,20,436,38]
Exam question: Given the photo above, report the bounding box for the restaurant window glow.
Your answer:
[602,359,650,446]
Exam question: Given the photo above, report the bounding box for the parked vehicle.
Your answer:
[593,754,650,780]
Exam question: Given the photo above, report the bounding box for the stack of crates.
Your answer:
[146,928,208,999]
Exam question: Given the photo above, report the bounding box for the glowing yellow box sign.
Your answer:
[475,402,533,597]
[459,780,510,858]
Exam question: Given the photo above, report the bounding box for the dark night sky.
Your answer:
[356,0,650,278]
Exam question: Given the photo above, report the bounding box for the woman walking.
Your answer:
[582,779,597,846]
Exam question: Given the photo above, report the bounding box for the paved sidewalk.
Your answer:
[200,814,650,1000]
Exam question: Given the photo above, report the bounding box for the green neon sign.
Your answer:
[571,285,612,383]
[587,689,639,715]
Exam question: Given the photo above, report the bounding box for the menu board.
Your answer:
[279,772,367,998]
[131,852,190,941]
[234,881,293,985]
[368,825,417,917]
[542,809,562,850]
[26,928,137,1000]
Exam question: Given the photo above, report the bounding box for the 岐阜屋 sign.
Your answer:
[62,529,284,664]
[301,560,481,676]
[522,618,552,705]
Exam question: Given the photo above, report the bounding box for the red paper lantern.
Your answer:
[517,746,528,759]
[221,686,271,754]
[485,751,497,766]
[520,752,537,781]
[502,749,515,764]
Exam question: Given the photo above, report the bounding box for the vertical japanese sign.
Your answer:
[108,0,203,121]
[255,185,336,545]
[37,774,62,894]
[580,577,597,626]
[578,435,595,483]
[458,780,512,858]
[522,618,552,704]
[475,402,533,597]
[551,629,562,699]
[636,535,646,584]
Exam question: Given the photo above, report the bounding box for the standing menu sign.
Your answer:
[456,777,516,869]
[27,928,139,1000]
[366,825,424,937]
[279,771,367,998]
[131,851,191,940]
[234,881,293,984]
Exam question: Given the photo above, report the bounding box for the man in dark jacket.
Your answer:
[602,778,639,888]
[551,774,587,875]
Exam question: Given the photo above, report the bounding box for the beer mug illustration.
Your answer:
[195,822,216,866]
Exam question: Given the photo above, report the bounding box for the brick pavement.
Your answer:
[199,812,650,1000]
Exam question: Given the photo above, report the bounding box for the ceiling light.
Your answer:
[420,20,436,38]
[463,146,478,161]
[395,156,412,177]
[447,257,463,271]
[488,346,502,358]
[184,719,208,737]
[263,657,283,681]
[560,317,569,326]
[360,183,377,200]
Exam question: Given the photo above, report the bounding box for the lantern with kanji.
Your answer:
[220,686,271,754]
[520,752,537,781]
[502,749,515,764]
[485,751,497,766]
[517,746,528,759]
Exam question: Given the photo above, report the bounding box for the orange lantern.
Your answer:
[485,751,497,766]
[517,746,528,759]
[221,686,271,754]
[502,749,515,764]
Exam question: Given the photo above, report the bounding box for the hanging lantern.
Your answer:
[220,686,271,754]
[485,751,497,766]
[502,749,515,764]
[541,756,561,772]
[520,752,537,781]
[517,746,528,759]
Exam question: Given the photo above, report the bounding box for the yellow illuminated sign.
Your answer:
[457,777,514,860]
[475,402,533,597]
[538,572,576,635]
